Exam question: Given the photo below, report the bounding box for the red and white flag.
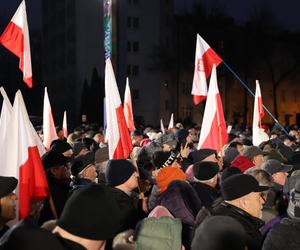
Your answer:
[197,65,228,152]
[0,91,48,219]
[43,87,57,150]
[62,110,68,138]
[105,59,133,159]
[0,87,13,144]
[168,113,174,129]
[0,1,33,88]
[123,77,135,132]
[191,34,222,105]
[252,80,268,146]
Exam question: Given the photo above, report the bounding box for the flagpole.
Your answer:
[221,60,288,135]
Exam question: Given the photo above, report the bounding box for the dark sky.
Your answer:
[176,0,300,31]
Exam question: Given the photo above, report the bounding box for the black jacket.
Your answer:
[38,174,71,225]
[191,182,220,208]
[213,202,265,250]
[263,218,300,250]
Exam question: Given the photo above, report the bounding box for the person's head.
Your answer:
[221,167,242,183]
[105,159,138,192]
[283,135,296,147]
[71,152,97,182]
[54,184,121,250]
[93,132,105,144]
[287,179,300,221]
[56,127,65,140]
[156,166,186,193]
[130,130,143,146]
[0,177,18,225]
[193,161,219,188]
[247,169,273,187]
[261,159,292,186]
[42,151,70,181]
[221,174,268,218]
[162,140,177,152]
[50,140,73,158]
[152,151,179,170]
[72,142,89,157]
[135,217,183,250]
[229,141,244,155]
[188,128,198,143]
[192,216,247,250]
[190,149,218,164]
[242,146,266,167]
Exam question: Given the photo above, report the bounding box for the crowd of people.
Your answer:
[1,122,300,250]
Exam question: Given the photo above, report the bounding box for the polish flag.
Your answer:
[62,110,68,138]
[168,113,174,129]
[252,80,268,146]
[191,34,222,105]
[105,59,133,159]
[43,87,57,150]
[0,91,48,219]
[0,1,33,88]
[197,65,228,152]
[123,77,135,132]
[160,119,165,134]
[0,87,13,144]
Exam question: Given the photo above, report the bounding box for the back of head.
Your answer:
[135,217,182,250]
[192,216,247,250]
[57,184,120,241]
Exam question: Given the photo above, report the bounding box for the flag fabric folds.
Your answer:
[197,64,228,152]
[123,77,135,132]
[191,34,222,105]
[0,1,33,88]
[0,87,13,144]
[105,59,133,159]
[0,91,48,219]
[43,87,57,150]
[252,80,269,146]
[168,113,174,129]
[160,119,165,134]
[62,110,68,138]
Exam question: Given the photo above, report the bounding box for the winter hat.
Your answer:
[223,147,239,167]
[148,205,174,218]
[231,155,254,172]
[221,174,268,201]
[193,161,219,181]
[156,166,186,192]
[152,151,177,169]
[192,216,247,250]
[42,151,67,170]
[242,146,267,161]
[287,179,300,221]
[50,140,72,154]
[263,148,287,163]
[57,184,120,240]
[261,159,293,175]
[135,217,182,250]
[105,159,136,187]
[221,167,242,182]
[189,149,217,164]
[94,147,109,163]
[0,176,18,199]
[71,152,95,176]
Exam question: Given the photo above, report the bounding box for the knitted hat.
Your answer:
[189,149,217,164]
[57,184,120,240]
[287,179,300,221]
[231,155,254,172]
[105,159,136,187]
[156,166,186,192]
[221,174,268,201]
[71,152,95,176]
[41,151,67,170]
[0,176,18,199]
[135,217,182,250]
[152,151,177,169]
[242,146,267,161]
[192,216,247,250]
[193,161,219,181]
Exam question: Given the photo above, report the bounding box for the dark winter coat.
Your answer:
[191,182,220,208]
[263,217,300,250]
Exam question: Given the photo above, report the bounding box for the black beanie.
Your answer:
[152,151,176,168]
[57,184,120,240]
[50,140,72,154]
[193,161,219,181]
[105,159,136,187]
[0,176,18,198]
[71,152,95,176]
[189,149,217,164]
[221,167,242,182]
[41,151,67,170]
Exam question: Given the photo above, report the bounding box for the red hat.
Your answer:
[231,156,254,173]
